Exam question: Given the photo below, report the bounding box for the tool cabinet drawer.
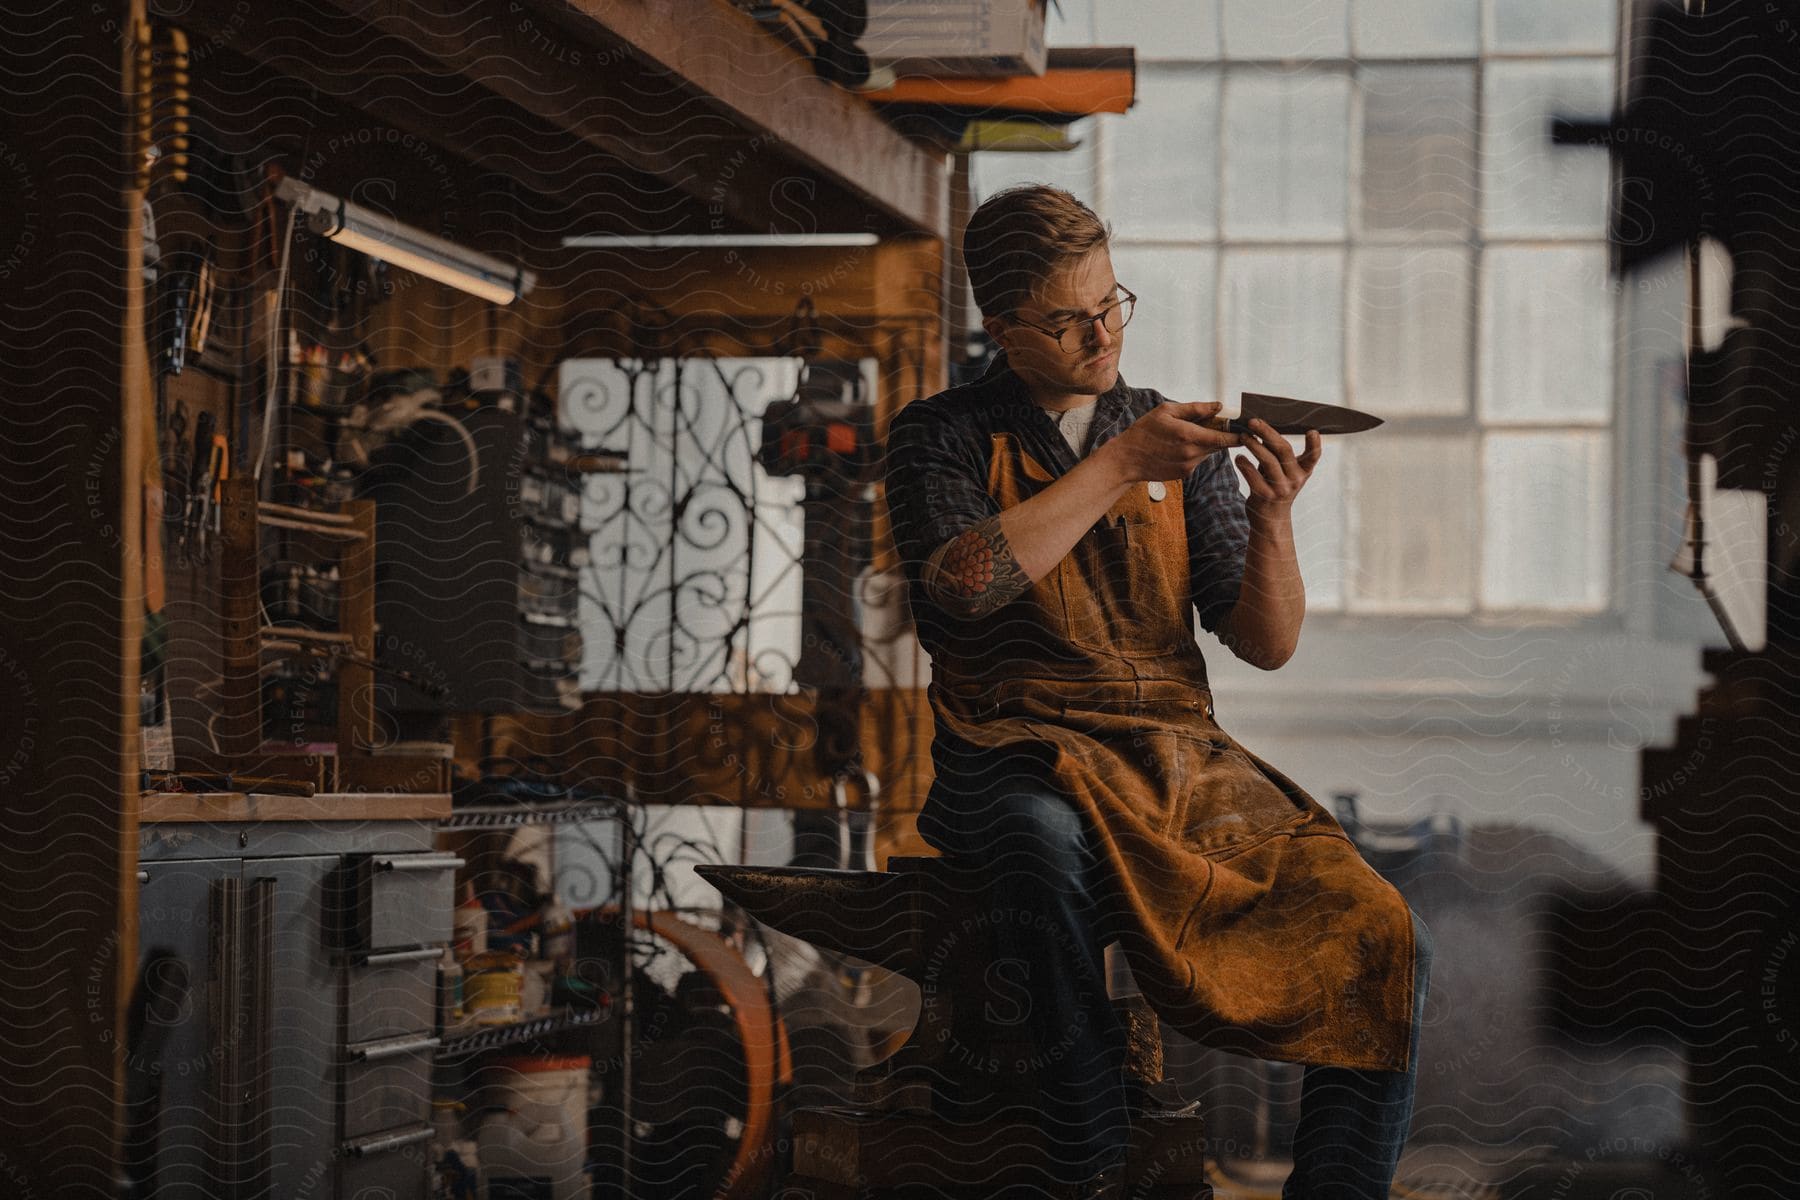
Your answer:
[346,947,440,1044]
[340,1033,437,1138]
[339,1122,434,1198]
[339,852,461,951]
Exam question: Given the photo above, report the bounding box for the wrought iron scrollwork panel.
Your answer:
[561,356,807,695]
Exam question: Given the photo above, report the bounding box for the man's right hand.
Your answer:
[925,400,1243,619]
[1098,400,1244,485]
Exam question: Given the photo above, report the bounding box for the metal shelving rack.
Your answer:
[438,799,623,830]
[434,788,639,1195]
[434,1006,609,1064]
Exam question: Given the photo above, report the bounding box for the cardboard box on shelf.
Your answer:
[863,0,1047,78]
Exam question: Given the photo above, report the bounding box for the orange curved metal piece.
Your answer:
[590,904,783,1200]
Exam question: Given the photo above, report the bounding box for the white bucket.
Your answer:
[477,1057,590,1200]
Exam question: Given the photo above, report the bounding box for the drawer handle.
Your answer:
[343,1123,435,1158]
[372,855,465,873]
[355,947,444,966]
[347,1033,440,1062]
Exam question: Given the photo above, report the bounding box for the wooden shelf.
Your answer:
[177,0,946,239]
[140,791,452,824]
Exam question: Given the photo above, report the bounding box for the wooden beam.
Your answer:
[543,238,955,315]
[179,0,870,239]
[526,0,948,237]
[297,0,943,237]
[180,50,666,239]
[0,2,137,1185]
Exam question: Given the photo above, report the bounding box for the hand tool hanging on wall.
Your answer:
[203,429,228,553]
[176,411,210,566]
[160,397,189,520]
[151,242,217,378]
[177,409,228,566]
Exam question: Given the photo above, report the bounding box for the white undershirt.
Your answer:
[1042,398,1100,458]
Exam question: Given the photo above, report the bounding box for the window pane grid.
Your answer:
[1355,65,1477,238]
[1221,70,1353,239]
[1477,429,1612,611]
[1109,53,1622,66]
[1480,236,1622,246]
[1482,0,1614,55]
[1077,37,1615,615]
[1480,57,1614,237]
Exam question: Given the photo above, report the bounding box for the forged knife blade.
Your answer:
[1204,392,1384,436]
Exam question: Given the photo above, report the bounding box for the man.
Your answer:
[882,183,1433,1199]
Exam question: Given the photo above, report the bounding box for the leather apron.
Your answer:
[920,431,1418,1073]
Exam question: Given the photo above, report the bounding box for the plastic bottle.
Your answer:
[540,893,573,964]
[438,946,465,1031]
[431,1099,480,1199]
[453,881,489,960]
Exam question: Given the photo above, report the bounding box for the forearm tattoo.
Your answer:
[923,515,1031,618]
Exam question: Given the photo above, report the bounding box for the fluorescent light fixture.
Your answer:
[276,177,536,305]
[562,233,880,249]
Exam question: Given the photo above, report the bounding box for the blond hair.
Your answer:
[962,183,1112,321]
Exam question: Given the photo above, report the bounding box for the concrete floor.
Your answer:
[1207,1141,1719,1200]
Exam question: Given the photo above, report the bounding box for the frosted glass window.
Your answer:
[1097,0,1220,59]
[1481,431,1610,610]
[1346,434,1477,612]
[1479,246,1613,425]
[1109,244,1217,402]
[1047,0,1096,46]
[1222,0,1348,59]
[1293,436,1347,609]
[1359,66,1476,238]
[1484,0,1614,54]
[1481,59,1613,237]
[1216,412,1346,610]
[1221,250,1345,406]
[1106,67,1220,240]
[1222,71,1351,239]
[1350,247,1471,417]
[1352,0,1477,57]
[1070,3,1622,617]
[971,118,1096,205]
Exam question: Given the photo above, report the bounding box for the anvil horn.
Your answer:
[694,863,928,976]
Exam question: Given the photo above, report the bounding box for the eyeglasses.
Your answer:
[1010,284,1137,354]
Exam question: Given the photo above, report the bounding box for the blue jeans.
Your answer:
[918,758,1434,1195]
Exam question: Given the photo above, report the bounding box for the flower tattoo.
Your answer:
[923,515,1031,619]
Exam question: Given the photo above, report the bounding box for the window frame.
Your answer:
[972,2,1628,628]
[1085,42,1623,626]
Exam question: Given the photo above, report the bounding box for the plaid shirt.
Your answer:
[883,351,1250,660]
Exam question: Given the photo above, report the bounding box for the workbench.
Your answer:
[134,793,458,1197]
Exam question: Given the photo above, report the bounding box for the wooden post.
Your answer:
[336,497,377,756]
[866,235,949,866]
[0,2,140,1186]
[217,474,262,757]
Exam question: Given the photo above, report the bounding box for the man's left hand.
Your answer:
[1234,419,1322,519]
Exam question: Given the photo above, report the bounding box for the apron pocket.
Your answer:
[1056,492,1191,657]
[1058,520,1139,651]
[1173,730,1313,856]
